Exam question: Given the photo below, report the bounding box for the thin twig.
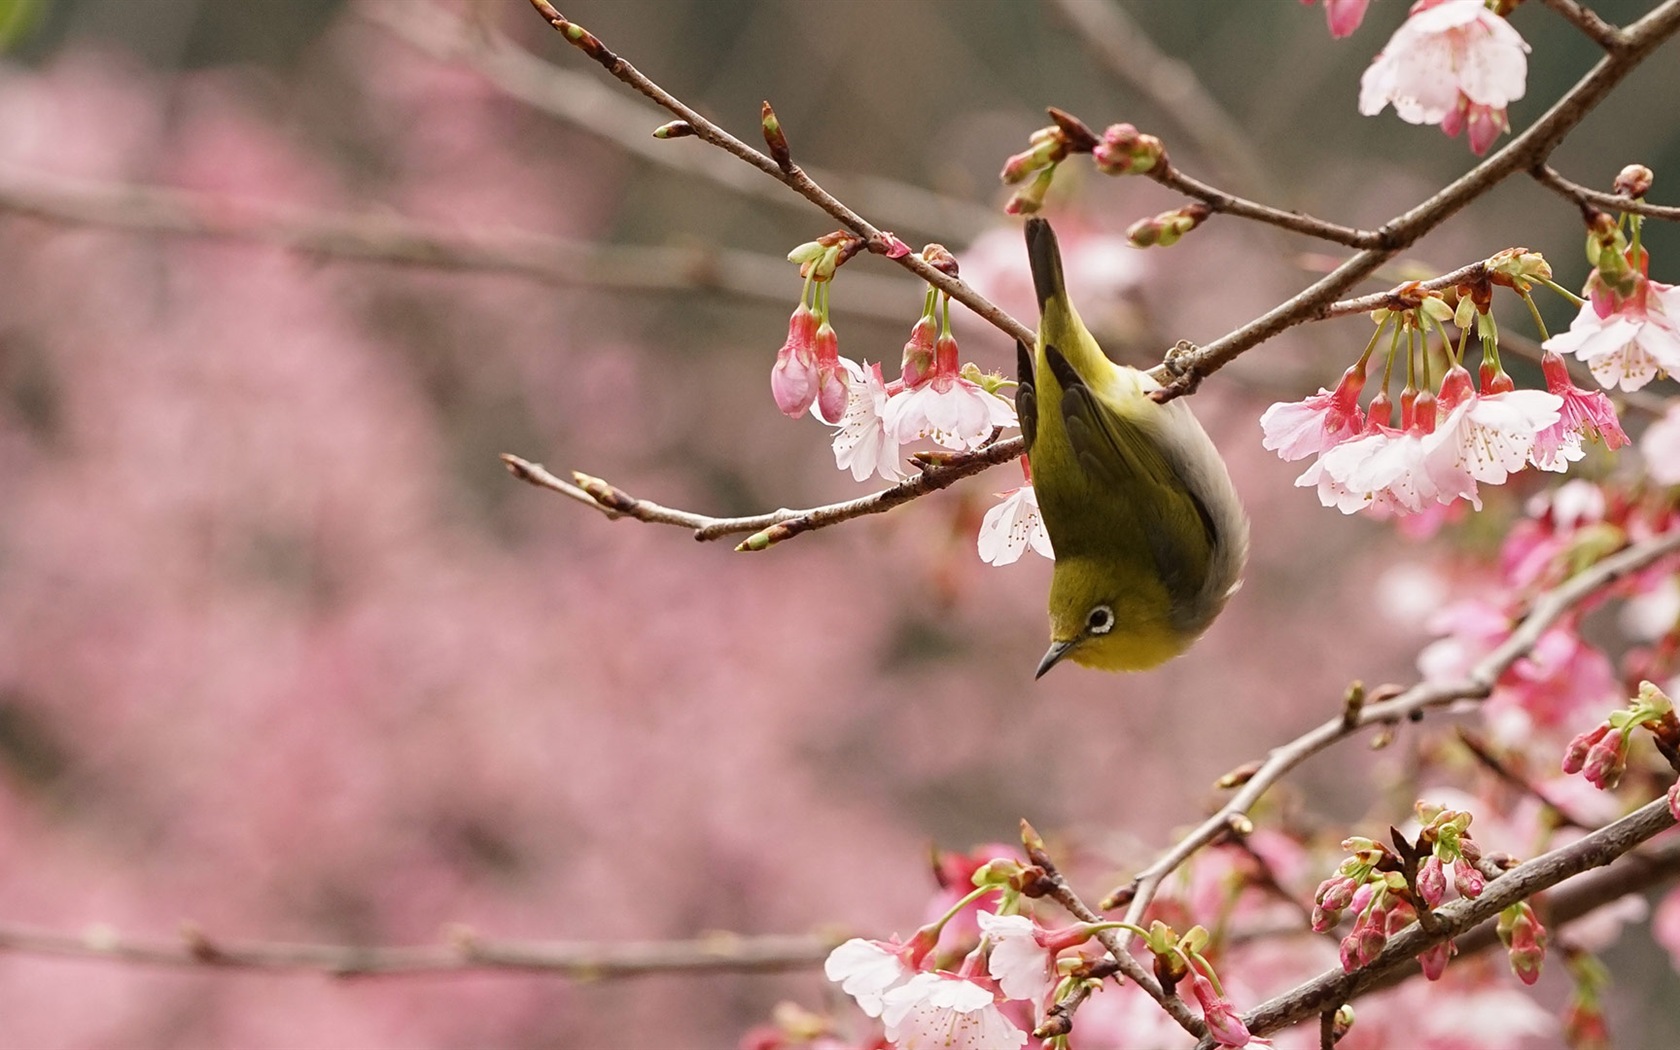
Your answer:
[1532,164,1680,221]
[0,168,917,322]
[1456,727,1601,831]
[0,923,837,978]
[1217,796,1678,1047]
[1151,162,1383,250]
[364,3,995,241]
[1108,528,1680,928]
[502,438,1026,547]
[1538,0,1628,51]
[520,0,1036,350]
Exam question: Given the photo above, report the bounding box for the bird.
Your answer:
[1018,217,1248,678]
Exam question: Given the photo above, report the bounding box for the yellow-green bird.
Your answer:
[1019,217,1248,678]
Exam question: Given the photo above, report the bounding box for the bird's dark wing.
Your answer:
[1016,341,1037,454]
[1042,345,1216,602]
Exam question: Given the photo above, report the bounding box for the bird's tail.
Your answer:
[1024,217,1064,313]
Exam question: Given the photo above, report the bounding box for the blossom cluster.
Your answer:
[766,235,1051,566]
[1265,262,1629,519]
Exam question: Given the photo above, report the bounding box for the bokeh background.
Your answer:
[1,0,1679,1046]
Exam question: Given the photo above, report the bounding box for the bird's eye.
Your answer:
[1086,605,1114,635]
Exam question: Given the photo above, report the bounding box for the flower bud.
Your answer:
[1614,164,1654,199]
[1453,861,1484,900]
[1564,723,1610,774]
[1418,938,1454,981]
[1093,123,1164,175]
[1582,729,1628,789]
[770,303,821,417]
[899,314,937,388]
[1417,857,1446,909]
[652,120,695,139]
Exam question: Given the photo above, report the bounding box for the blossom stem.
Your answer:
[1518,290,1552,343]
[1541,278,1588,307]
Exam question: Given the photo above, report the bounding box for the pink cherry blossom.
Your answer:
[977,484,1052,566]
[1260,362,1367,461]
[1531,350,1628,470]
[825,359,906,483]
[1423,381,1562,487]
[1358,0,1529,155]
[825,937,916,1018]
[882,334,1016,451]
[879,972,1026,1050]
[1543,278,1680,391]
[1187,967,1253,1048]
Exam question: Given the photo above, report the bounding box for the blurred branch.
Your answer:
[1538,0,1627,50]
[365,2,995,242]
[0,922,837,978]
[502,437,1025,548]
[1106,526,1680,925]
[1226,796,1678,1047]
[518,0,1037,350]
[1046,0,1275,199]
[1455,727,1601,831]
[1532,164,1680,221]
[0,167,917,322]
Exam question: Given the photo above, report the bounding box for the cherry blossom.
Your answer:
[882,333,1016,451]
[1424,367,1562,486]
[825,358,906,483]
[1543,277,1680,391]
[824,938,917,1018]
[977,482,1052,566]
[1259,361,1367,461]
[974,911,1057,1005]
[1358,0,1529,155]
[878,973,1026,1050]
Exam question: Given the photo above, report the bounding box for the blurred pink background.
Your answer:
[1,1,1678,1046]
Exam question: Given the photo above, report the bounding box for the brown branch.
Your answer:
[363,3,995,241]
[0,168,917,322]
[1107,527,1680,928]
[1538,0,1628,51]
[502,438,1026,547]
[1532,164,1680,221]
[0,922,837,978]
[1218,796,1678,1047]
[1156,0,1680,397]
[1150,162,1383,250]
[520,0,1036,350]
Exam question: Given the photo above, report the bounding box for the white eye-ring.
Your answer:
[1086,605,1114,635]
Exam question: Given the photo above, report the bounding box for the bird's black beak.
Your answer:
[1036,640,1074,680]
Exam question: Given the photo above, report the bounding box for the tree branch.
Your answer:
[1220,796,1678,1047]
[1538,0,1628,51]
[0,922,837,978]
[1157,0,1680,397]
[502,438,1025,547]
[1150,162,1383,250]
[520,0,1036,350]
[1106,527,1680,926]
[1532,164,1680,221]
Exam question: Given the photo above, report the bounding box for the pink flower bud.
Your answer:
[1339,933,1361,973]
[1417,938,1454,981]
[1614,164,1654,199]
[1187,969,1252,1048]
[1498,903,1547,986]
[1452,862,1484,900]
[1316,875,1357,912]
[899,315,937,388]
[1669,778,1680,823]
[1093,123,1164,175]
[1564,723,1610,775]
[1417,857,1446,909]
[771,303,820,417]
[1582,730,1628,790]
